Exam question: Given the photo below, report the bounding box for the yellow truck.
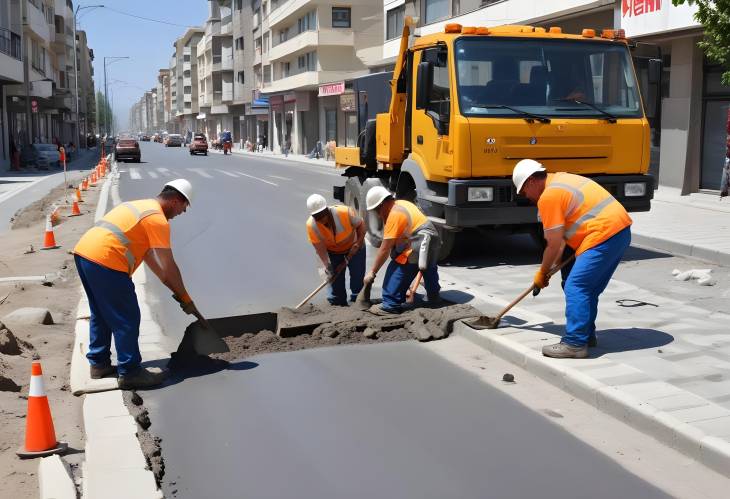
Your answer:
[333,18,660,258]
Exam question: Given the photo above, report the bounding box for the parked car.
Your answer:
[140,134,151,141]
[165,134,184,147]
[115,139,141,162]
[189,133,208,155]
[32,144,61,168]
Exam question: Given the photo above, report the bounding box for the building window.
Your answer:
[184,86,192,94]
[386,5,405,40]
[183,54,190,62]
[297,51,317,72]
[297,10,316,34]
[281,61,290,78]
[332,7,351,28]
[235,37,244,50]
[424,0,448,24]
[237,71,245,84]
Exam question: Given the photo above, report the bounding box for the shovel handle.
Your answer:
[172,294,211,329]
[493,256,575,323]
[295,259,349,309]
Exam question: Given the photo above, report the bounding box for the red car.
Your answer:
[189,134,208,156]
[115,139,141,162]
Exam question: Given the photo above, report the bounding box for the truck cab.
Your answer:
[335,21,659,258]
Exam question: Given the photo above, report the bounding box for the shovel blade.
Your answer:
[189,322,229,355]
[354,281,373,310]
[464,316,500,330]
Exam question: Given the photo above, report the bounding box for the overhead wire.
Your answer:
[101,6,200,28]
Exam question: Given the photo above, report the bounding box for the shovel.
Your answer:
[465,256,575,330]
[172,295,229,355]
[295,259,349,309]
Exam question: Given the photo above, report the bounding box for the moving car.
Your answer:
[189,133,208,155]
[152,133,161,143]
[140,134,151,142]
[115,139,141,162]
[165,134,184,147]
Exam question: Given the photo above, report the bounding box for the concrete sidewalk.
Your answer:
[228,146,338,170]
[632,188,730,265]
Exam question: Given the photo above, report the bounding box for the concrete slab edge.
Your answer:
[631,232,730,267]
[38,454,77,499]
[453,322,730,478]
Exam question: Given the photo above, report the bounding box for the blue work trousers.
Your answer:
[327,246,366,305]
[74,255,142,376]
[381,260,440,313]
[562,227,631,347]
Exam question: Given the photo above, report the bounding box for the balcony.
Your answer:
[264,70,360,94]
[269,29,352,62]
[212,55,233,72]
[254,50,262,66]
[269,0,315,30]
[221,15,233,35]
[26,2,51,42]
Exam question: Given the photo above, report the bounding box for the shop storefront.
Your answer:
[619,1,729,193]
[317,81,358,150]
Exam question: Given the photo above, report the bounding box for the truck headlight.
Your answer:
[468,187,494,202]
[624,182,646,197]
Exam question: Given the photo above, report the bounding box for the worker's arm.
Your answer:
[364,238,396,284]
[144,248,196,308]
[347,220,366,259]
[535,228,565,288]
[312,241,331,271]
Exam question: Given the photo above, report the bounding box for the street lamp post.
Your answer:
[73,4,104,149]
[103,56,129,137]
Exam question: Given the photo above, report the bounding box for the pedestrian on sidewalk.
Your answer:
[363,186,441,315]
[306,194,366,306]
[513,159,632,359]
[73,179,206,389]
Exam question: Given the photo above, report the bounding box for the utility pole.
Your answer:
[73,5,103,148]
[21,0,32,145]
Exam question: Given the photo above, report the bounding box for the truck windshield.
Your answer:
[454,38,642,119]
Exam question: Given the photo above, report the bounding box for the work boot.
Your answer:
[368,304,401,316]
[118,367,169,390]
[542,342,588,359]
[89,363,117,379]
[426,293,443,306]
[588,336,598,348]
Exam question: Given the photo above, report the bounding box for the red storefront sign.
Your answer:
[622,0,662,17]
[318,81,345,97]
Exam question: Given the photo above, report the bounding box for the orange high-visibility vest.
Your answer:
[307,205,361,254]
[385,200,429,264]
[74,199,169,274]
[539,173,632,255]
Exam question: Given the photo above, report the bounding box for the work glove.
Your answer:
[533,270,550,296]
[363,271,376,286]
[180,299,198,316]
[319,264,335,280]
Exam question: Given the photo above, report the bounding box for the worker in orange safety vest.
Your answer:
[306,194,366,306]
[513,159,632,358]
[73,179,205,388]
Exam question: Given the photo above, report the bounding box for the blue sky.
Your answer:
[77,0,208,130]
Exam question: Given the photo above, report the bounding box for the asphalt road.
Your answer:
[114,142,679,498]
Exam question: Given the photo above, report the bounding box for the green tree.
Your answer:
[672,0,730,84]
[95,90,114,134]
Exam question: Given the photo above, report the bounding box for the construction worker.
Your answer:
[363,186,441,314]
[306,194,366,306]
[513,159,632,359]
[73,179,204,388]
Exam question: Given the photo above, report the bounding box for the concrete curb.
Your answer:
[68,157,166,498]
[453,320,730,478]
[631,232,730,267]
[38,454,76,499]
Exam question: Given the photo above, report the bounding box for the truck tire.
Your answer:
[360,178,388,248]
[344,176,363,214]
[437,227,455,262]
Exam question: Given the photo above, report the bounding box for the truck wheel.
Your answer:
[437,227,456,262]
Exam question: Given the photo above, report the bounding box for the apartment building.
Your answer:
[172,28,204,135]
[156,69,169,130]
[196,1,235,140]
[76,29,95,141]
[231,0,255,143]
[0,0,23,169]
[256,0,383,155]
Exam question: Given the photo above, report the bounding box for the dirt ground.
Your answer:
[0,174,101,498]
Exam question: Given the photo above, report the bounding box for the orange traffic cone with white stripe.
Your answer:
[41,215,60,250]
[70,197,81,216]
[81,178,88,191]
[90,172,97,186]
[76,185,83,203]
[16,362,67,458]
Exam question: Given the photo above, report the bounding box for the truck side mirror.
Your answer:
[416,61,433,110]
[648,58,662,85]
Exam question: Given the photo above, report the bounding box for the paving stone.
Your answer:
[646,392,709,412]
[3,307,54,325]
[84,414,138,440]
[668,404,730,424]
[85,435,147,470]
[84,391,128,421]
[38,455,75,499]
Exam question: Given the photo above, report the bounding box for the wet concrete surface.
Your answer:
[144,341,668,499]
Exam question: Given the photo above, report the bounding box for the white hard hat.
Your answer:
[512,159,546,193]
[164,178,193,205]
[307,193,327,215]
[366,186,392,211]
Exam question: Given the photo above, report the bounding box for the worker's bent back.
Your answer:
[74,199,171,275]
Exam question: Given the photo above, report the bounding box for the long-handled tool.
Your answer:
[295,259,348,309]
[465,256,575,330]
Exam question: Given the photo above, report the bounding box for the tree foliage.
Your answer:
[672,0,730,85]
[95,90,114,134]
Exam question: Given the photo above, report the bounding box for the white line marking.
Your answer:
[186,168,213,178]
[157,167,172,176]
[129,168,141,180]
[147,171,158,179]
[268,175,291,181]
[215,169,239,177]
[237,171,278,186]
